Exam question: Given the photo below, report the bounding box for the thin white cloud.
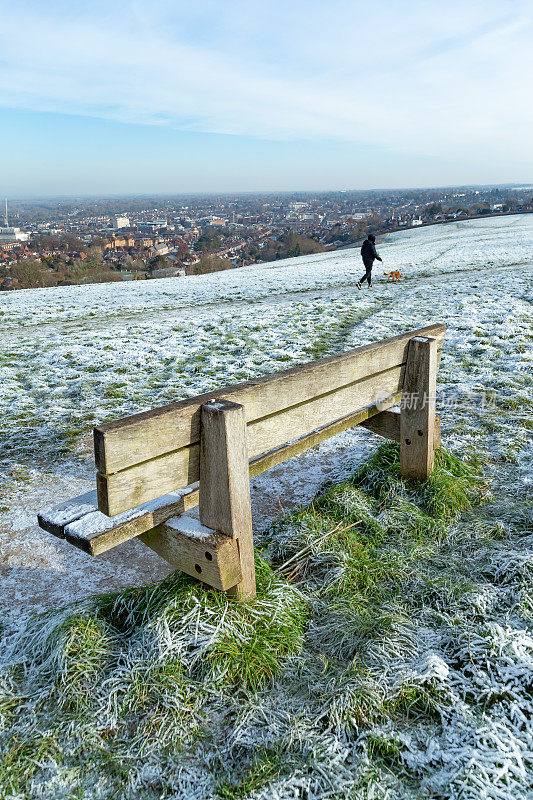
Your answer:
[0,0,531,167]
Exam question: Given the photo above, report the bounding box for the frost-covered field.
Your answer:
[0,215,532,799]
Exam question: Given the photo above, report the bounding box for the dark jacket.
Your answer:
[361,238,382,266]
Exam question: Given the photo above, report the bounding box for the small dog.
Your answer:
[384,270,403,282]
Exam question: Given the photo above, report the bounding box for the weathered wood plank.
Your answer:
[247,363,404,458]
[140,516,242,591]
[199,400,256,600]
[96,447,199,517]
[97,363,406,516]
[248,394,400,474]
[400,337,438,480]
[199,401,251,538]
[38,488,197,556]
[94,324,446,476]
[360,408,441,448]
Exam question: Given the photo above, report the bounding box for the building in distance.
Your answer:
[0,226,30,242]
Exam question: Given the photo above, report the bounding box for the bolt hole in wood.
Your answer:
[417,429,424,436]
[205,551,213,561]
[195,564,202,574]
[405,438,411,445]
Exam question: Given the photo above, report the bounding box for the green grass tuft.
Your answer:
[350,442,489,520]
[264,443,491,674]
[0,556,307,792]
[54,613,114,710]
[0,732,62,795]
[97,555,307,693]
[216,746,285,799]
[367,732,405,768]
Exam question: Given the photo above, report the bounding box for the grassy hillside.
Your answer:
[1,442,532,799]
[0,215,531,799]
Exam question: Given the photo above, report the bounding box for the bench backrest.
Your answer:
[94,323,446,516]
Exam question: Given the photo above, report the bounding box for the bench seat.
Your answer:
[38,487,198,556]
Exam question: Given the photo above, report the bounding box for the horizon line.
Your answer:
[5,181,533,203]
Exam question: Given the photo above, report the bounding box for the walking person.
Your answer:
[357,234,382,289]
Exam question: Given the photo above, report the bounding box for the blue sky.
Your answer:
[0,0,531,196]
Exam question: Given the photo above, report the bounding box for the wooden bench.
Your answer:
[38,323,445,600]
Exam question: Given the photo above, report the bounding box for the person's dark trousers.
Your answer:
[359,262,373,286]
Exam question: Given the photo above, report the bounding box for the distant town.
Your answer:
[1,184,532,290]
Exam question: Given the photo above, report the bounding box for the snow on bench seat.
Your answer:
[37,491,100,539]
[38,485,199,556]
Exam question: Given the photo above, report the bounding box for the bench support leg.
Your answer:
[400,336,438,481]
[199,399,256,600]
